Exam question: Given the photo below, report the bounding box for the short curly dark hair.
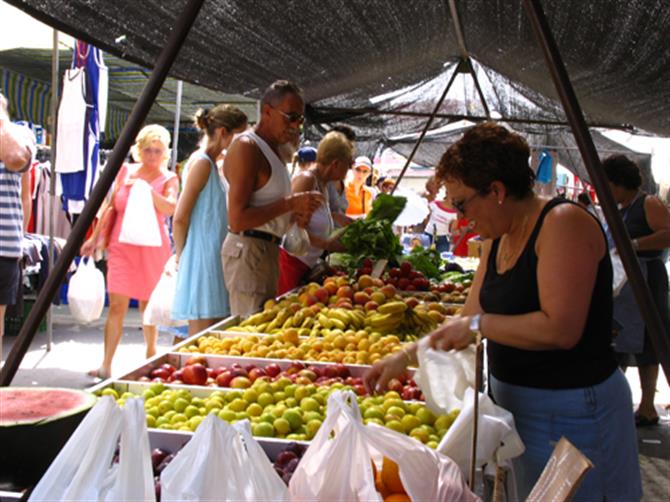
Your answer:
[602,154,641,190]
[436,122,535,199]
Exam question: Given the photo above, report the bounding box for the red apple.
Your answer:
[182,363,208,385]
[402,387,422,400]
[216,370,234,387]
[307,365,323,377]
[323,366,339,379]
[298,369,317,381]
[352,384,367,396]
[387,378,404,393]
[244,364,258,373]
[185,355,207,367]
[265,363,281,377]
[333,363,350,378]
[314,287,330,304]
[206,367,215,378]
[160,363,176,374]
[248,367,267,382]
[150,368,170,380]
[173,368,184,381]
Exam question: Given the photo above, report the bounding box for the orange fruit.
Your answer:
[381,457,406,495]
[384,495,411,502]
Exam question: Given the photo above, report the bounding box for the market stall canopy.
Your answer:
[0,47,258,138]
[5,0,669,140]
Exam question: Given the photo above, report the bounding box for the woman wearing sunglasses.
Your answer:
[81,124,179,379]
[345,156,374,218]
[364,122,641,501]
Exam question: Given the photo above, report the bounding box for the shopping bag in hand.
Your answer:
[282,221,310,256]
[415,336,476,413]
[67,257,105,324]
[103,398,155,501]
[118,179,162,246]
[143,256,186,327]
[29,396,123,501]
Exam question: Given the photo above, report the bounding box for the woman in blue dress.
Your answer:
[172,105,248,335]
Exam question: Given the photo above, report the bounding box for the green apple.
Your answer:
[218,409,236,422]
[188,416,204,431]
[243,389,258,403]
[273,417,291,435]
[253,422,275,437]
[170,413,187,425]
[401,414,422,433]
[283,409,303,431]
[247,403,263,417]
[146,415,156,428]
[184,405,200,418]
[229,398,248,412]
[410,427,430,444]
[416,407,435,425]
[364,407,385,421]
[257,392,275,408]
[173,398,189,413]
[306,419,322,439]
[387,406,406,418]
[100,388,119,400]
[385,420,404,433]
[284,384,297,398]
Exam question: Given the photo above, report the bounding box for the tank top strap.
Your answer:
[190,150,216,169]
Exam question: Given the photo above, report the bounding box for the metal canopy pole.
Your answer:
[522,0,670,382]
[390,64,460,194]
[46,28,59,352]
[170,79,183,171]
[0,0,206,387]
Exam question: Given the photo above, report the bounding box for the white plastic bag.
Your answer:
[161,415,255,501]
[290,391,478,502]
[68,257,105,323]
[118,179,162,247]
[29,396,124,501]
[415,336,476,413]
[290,391,380,502]
[233,421,291,501]
[143,256,185,327]
[103,398,156,502]
[282,221,310,256]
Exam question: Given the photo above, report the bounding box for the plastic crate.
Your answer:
[3,299,47,336]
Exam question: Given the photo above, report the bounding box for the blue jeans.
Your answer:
[490,370,641,502]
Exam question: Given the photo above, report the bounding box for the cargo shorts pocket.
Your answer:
[221,236,272,295]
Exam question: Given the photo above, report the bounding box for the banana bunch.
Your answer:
[312,307,366,331]
[398,308,438,339]
[364,301,407,333]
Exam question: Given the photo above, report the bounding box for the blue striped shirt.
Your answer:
[0,124,35,258]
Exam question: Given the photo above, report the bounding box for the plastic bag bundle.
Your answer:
[282,222,310,256]
[30,397,155,502]
[67,257,105,324]
[161,415,289,501]
[143,256,185,327]
[289,391,478,502]
[118,179,162,247]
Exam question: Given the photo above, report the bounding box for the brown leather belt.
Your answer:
[230,229,282,246]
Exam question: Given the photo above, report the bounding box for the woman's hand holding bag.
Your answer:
[118,179,162,247]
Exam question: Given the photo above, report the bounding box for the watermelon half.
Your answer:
[0,387,96,487]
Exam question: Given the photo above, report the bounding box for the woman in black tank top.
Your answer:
[364,123,641,501]
[603,154,670,427]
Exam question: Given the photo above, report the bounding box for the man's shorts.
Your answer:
[0,257,20,305]
[221,233,280,317]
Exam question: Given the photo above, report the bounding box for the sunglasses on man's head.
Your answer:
[273,108,304,124]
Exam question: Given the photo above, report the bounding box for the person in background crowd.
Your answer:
[291,145,317,177]
[327,124,356,227]
[172,105,248,336]
[424,188,457,254]
[377,177,395,195]
[277,131,353,294]
[82,124,179,379]
[0,92,35,365]
[577,191,599,219]
[603,154,670,427]
[450,217,477,257]
[365,122,641,501]
[222,80,322,316]
[345,155,374,217]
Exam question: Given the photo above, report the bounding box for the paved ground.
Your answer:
[2,305,669,499]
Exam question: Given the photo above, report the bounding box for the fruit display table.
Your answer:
[84,269,471,493]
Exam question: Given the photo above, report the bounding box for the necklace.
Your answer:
[497,213,531,270]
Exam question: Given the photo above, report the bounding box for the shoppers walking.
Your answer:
[172,105,248,336]
[222,80,322,316]
[81,124,178,378]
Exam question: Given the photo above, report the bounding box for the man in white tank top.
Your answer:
[222,80,323,316]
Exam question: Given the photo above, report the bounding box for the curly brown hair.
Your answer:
[436,122,535,199]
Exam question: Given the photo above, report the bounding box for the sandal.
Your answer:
[635,413,659,427]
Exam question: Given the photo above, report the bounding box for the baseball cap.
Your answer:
[297,146,317,163]
[354,156,372,171]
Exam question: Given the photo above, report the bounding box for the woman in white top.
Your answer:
[277,132,354,294]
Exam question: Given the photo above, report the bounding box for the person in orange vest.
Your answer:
[345,156,374,217]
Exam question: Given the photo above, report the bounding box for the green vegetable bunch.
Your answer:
[405,245,442,279]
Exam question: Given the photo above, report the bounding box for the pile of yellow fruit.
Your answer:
[178,331,405,365]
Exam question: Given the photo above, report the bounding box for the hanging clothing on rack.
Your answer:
[54,68,87,174]
[58,41,109,214]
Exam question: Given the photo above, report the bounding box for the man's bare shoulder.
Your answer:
[226,135,265,173]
